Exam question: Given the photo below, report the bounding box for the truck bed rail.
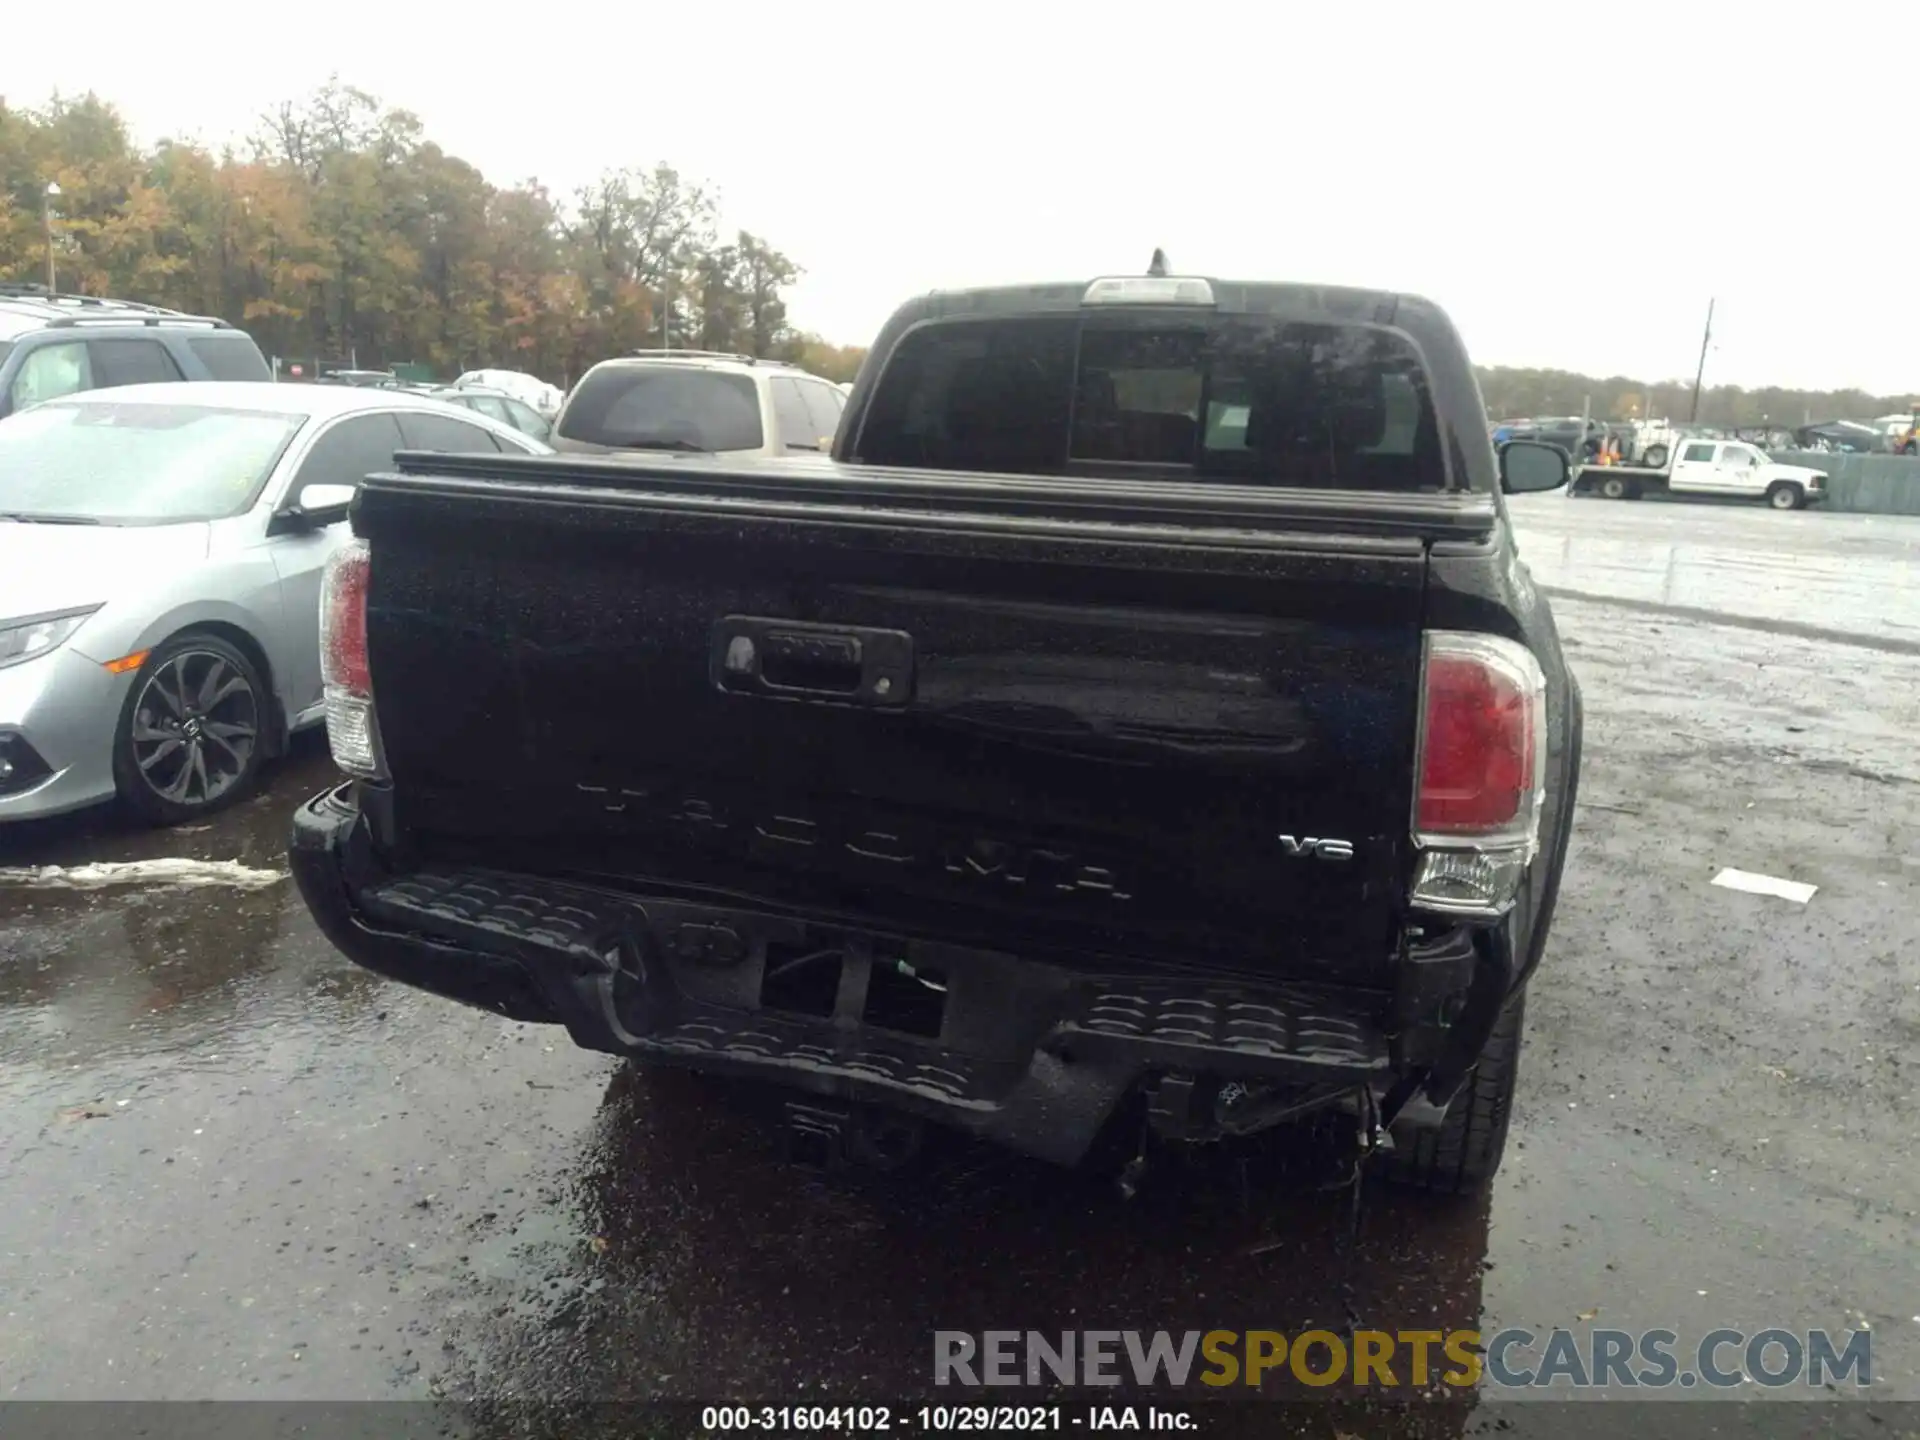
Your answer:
[377,451,1499,546]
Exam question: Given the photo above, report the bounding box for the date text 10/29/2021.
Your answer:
[700,1407,1194,1432]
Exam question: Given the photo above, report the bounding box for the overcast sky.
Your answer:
[5,0,1907,395]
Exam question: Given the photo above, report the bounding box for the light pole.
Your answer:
[43,182,61,295]
[1688,297,1714,423]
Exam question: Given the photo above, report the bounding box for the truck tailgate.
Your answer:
[354,458,1467,987]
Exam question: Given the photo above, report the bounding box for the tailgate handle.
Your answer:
[713,617,914,707]
[764,631,862,692]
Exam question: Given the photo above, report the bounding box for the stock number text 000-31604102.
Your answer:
[700,1406,1198,1432]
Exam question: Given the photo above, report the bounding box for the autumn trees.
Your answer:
[0,82,865,386]
[1471,369,1912,432]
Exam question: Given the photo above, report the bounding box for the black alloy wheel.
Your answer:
[114,634,268,824]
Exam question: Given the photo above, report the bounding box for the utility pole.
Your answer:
[43,182,61,295]
[1688,298,1715,423]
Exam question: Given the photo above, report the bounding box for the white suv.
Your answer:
[550,351,847,459]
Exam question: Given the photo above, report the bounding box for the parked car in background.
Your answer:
[0,284,270,419]
[408,384,552,444]
[453,368,564,420]
[315,370,401,389]
[549,350,847,459]
[0,383,548,827]
[1882,412,1920,455]
[1503,415,1608,459]
[1794,420,1884,454]
[1618,419,1679,468]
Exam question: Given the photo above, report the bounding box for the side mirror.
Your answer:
[1498,439,1571,494]
[272,480,357,533]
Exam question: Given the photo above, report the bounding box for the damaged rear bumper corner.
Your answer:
[291,784,1467,1168]
[291,785,560,1024]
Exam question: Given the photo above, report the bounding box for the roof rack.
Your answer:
[622,348,794,367]
[45,314,232,330]
[0,284,232,329]
[1,286,183,315]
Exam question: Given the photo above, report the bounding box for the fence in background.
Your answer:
[268,357,437,384]
[1769,452,1920,516]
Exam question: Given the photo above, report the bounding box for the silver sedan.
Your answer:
[0,381,547,826]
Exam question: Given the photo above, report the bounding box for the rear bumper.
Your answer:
[292,785,1484,1166]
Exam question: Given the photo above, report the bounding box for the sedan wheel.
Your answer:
[115,636,267,824]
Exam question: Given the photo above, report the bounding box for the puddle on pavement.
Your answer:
[0,733,337,874]
[437,1065,1494,1414]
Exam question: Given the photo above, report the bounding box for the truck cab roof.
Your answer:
[902,275,1404,325]
[843,270,1496,494]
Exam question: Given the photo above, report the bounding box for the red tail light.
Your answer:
[320,540,372,698]
[1415,634,1544,839]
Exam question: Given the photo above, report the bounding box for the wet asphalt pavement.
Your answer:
[1,494,1916,1436]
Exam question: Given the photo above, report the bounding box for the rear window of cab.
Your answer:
[852,315,1443,491]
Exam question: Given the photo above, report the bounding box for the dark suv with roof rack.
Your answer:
[0,284,271,419]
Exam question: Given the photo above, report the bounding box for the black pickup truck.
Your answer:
[291,264,1582,1194]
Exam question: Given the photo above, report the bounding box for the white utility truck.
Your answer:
[1573,438,1828,510]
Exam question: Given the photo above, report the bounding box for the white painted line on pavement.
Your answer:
[1711,867,1817,904]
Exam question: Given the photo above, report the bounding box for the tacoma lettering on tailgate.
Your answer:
[574,781,1133,900]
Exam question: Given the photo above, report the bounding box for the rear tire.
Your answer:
[1378,997,1525,1195]
[1597,474,1638,500]
[112,632,269,827]
[1766,482,1803,511]
[1641,444,1669,468]
[1901,441,1917,457]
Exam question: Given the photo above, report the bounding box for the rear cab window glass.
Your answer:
[854,315,1444,490]
[558,365,762,452]
[1682,442,1716,463]
[89,338,185,388]
[186,334,272,381]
